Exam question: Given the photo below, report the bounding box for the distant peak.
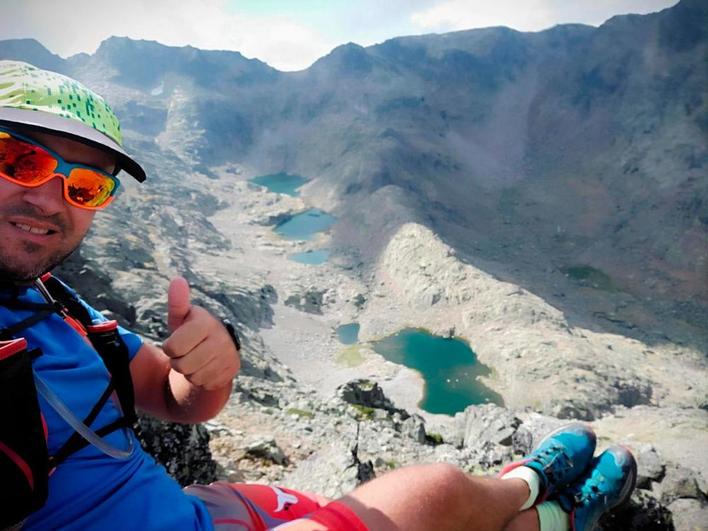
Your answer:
[312,42,372,75]
[0,38,64,72]
[335,42,366,51]
[325,42,369,61]
[97,36,168,53]
[94,36,260,64]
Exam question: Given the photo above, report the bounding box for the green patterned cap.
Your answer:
[0,60,146,182]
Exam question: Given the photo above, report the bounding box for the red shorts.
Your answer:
[184,482,368,531]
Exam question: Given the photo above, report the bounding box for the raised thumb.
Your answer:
[167,277,191,333]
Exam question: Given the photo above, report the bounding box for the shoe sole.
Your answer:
[569,446,638,531]
[609,445,638,509]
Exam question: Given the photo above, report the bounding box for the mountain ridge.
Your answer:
[0,0,705,342]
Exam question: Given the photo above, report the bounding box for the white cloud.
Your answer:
[411,0,554,32]
[2,0,679,69]
[2,0,335,71]
[241,18,335,71]
[410,0,678,33]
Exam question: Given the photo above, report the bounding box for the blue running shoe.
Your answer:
[559,446,637,531]
[500,423,596,503]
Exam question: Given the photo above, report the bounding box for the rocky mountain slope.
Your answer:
[1,0,706,528]
[1,0,706,342]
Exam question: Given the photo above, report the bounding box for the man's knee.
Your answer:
[351,462,472,507]
[422,463,468,483]
[420,463,470,494]
[386,462,470,503]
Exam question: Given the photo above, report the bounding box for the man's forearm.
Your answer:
[164,369,233,423]
[130,339,238,424]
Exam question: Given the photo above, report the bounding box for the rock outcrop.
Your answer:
[363,223,706,421]
[137,415,218,487]
[138,373,705,529]
[204,375,705,530]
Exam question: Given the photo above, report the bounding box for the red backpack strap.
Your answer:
[0,338,50,528]
[41,275,137,426]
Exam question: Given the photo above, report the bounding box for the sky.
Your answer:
[2,0,679,71]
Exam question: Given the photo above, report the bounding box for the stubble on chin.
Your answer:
[0,242,78,281]
[0,204,78,281]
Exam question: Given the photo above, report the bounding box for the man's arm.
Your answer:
[129,278,240,424]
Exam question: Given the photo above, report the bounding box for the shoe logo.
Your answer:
[272,486,299,512]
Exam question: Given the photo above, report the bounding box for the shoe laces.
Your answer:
[571,468,607,508]
[534,443,574,483]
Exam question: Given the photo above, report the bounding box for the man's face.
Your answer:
[0,129,116,281]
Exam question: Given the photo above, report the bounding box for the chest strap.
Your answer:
[0,274,138,466]
[39,275,137,427]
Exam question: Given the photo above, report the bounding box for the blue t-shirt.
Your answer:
[0,283,213,530]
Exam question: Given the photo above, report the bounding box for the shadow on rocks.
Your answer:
[137,415,218,487]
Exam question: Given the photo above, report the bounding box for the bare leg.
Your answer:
[333,463,534,531]
[504,508,541,531]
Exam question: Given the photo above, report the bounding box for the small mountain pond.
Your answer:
[372,328,502,415]
[250,172,308,196]
[336,323,360,344]
[275,209,336,241]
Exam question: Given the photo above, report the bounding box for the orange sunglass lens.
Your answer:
[0,132,58,182]
[66,168,116,207]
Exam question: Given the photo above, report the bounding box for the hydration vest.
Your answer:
[0,274,137,529]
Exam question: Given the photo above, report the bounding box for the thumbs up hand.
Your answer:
[162,277,240,391]
[167,276,191,333]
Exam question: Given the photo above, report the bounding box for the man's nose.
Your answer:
[21,176,65,214]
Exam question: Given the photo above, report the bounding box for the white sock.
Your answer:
[501,465,540,511]
[536,501,570,531]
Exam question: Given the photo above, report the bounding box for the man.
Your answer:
[0,60,636,531]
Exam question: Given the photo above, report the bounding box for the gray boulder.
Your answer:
[245,438,288,465]
[400,414,427,444]
[511,413,567,455]
[455,404,521,449]
[337,379,409,419]
[656,465,706,503]
[474,440,513,469]
[636,444,666,489]
[281,437,375,499]
[667,498,708,531]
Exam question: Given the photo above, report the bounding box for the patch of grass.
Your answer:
[286,408,315,419]
[561,265,617,292]
[384,460,399,469]
[351,404,375,420]
[425,432,444,445]
[465,464,491,476]
[336,345,365,367]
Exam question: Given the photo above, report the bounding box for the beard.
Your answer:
[0,242,78,282]
[0,203,84,282]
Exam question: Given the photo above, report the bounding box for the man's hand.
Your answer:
[162,277,240,391]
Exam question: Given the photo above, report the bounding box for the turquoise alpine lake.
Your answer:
[372,329,502,415]
[336,323,360,344]
[275,209,336,241]
[289,249,330,265]
[250,172,308,196]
